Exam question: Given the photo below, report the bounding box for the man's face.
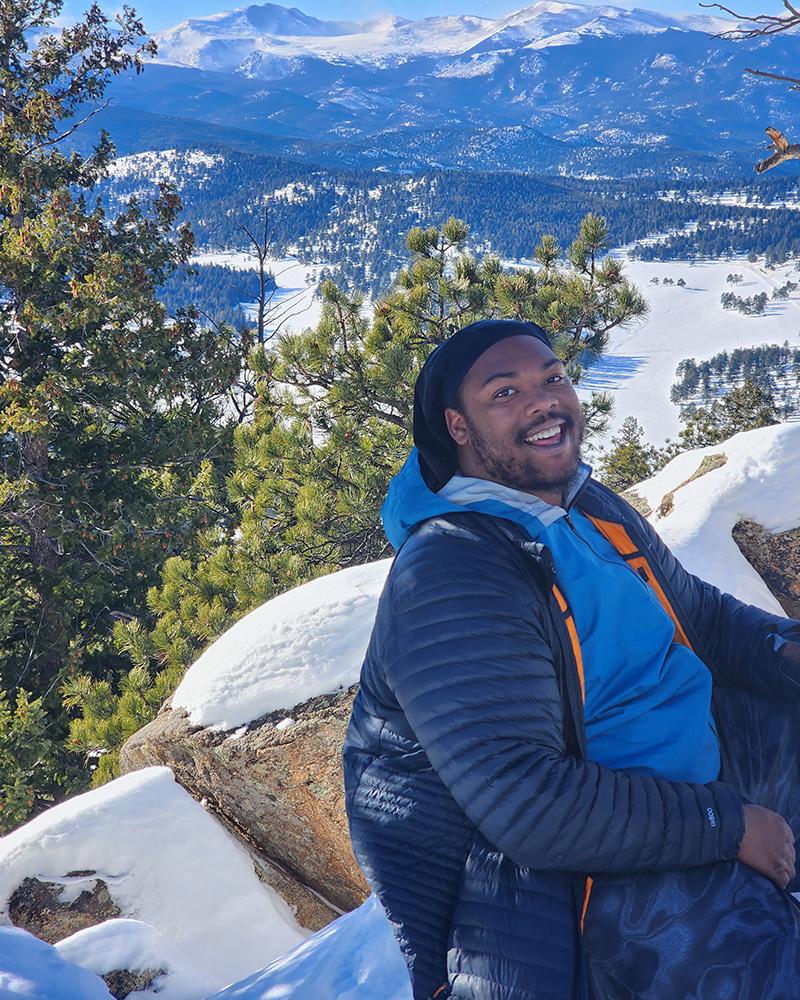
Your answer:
[444,335,584,504]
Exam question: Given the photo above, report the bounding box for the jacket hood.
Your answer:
[382,449,466,549]
[381,448,591,549]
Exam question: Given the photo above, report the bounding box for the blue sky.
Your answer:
[60,0,768,32]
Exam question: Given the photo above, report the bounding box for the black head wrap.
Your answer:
[412,318,553,491]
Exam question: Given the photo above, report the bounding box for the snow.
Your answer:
[190,250,326,336]
[172,561,391,730]
[56,919,206,1000]
[0,926,112,999]
[577,256,800,444]
[0,768,307,996]
[206,896,411,1000]
[152,2,736,71]
[635,421,800,614]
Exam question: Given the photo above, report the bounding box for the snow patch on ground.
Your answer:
[207,895,412,1000]
[635,422,800,614]
[0,768,306,995]
[172,561,391,730]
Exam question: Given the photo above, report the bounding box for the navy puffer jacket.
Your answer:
[343,475,800,1000]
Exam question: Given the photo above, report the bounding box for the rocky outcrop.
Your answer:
[103,968,165,1000]
[733,520,800,619]
[9,875,121,944]
[119,686,368,931]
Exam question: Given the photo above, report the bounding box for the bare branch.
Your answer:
[700,0,800,37]
[755,127,800,172]
[745,66,800,88]
[22,100,111,159]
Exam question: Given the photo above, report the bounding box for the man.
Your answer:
[343,319,800,1000]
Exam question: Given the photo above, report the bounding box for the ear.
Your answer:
[444,406,470,446]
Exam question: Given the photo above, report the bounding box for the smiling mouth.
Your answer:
[524,420,567,448]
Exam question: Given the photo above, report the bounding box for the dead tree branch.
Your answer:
[755,126,800,171]
[700,0,800,38]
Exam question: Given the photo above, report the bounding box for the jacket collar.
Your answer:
[381,446,592,548]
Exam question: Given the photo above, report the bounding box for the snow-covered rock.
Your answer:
[171,560,390,731]
[0,768,306,997]
[630,422,800,614]
[55,919,206,1000]
[120,685,370,927]
[118,562,392,928]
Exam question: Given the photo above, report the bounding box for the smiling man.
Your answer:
[343,319,800,1000]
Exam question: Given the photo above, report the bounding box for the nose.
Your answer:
[522,383,559,419]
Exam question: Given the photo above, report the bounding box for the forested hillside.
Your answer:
[96,148,800,294]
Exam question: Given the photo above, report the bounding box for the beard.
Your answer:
[463,409,585,497]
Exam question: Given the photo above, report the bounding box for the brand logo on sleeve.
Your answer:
[706,807,717,828]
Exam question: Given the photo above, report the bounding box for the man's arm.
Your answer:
[629,503,800,700]
[385,527,745,875]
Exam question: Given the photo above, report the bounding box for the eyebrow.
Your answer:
[481,358,563,388]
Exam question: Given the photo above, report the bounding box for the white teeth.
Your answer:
[526,424,562,443]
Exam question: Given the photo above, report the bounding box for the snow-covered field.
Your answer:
[579,256,800,444]
[191,250,327,336]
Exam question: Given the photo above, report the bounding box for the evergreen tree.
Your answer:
[68,216,648,779]
[0,1,244,817]
[679,380,780,448]
[596,417,674,493]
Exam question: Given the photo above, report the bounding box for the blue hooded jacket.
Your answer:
[383,449,720,785]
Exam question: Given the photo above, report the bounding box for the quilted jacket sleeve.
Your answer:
[628,501,800,701]
[384,522,745,875]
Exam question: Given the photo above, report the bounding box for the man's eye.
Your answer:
[494,387,516,398]
[546,374,567,385]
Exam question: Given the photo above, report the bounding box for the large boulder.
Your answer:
[120,561,391,927]
[120,686,367,926]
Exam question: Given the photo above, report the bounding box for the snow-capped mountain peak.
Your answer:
[152,0,736,74]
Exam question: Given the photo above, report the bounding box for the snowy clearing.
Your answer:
[578,256,800,444]
[190,250,327,336]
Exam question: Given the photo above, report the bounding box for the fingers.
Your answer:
[775,835,795,888]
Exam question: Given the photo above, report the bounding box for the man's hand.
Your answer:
[780,639,800,667]
[737,803,796,888]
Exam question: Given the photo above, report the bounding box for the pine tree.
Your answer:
[0,2,244,816]
[597,417,671,493]
[679,380,780,448]
[68,215,648,779]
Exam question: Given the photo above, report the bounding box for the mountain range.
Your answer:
[91,0,800,175]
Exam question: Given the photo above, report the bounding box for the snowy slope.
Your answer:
[578,256,800,445]
[0,768,306,996]
[633,421,800,615]
[172,560,391,730]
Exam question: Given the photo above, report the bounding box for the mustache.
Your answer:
[515,412,577,445]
